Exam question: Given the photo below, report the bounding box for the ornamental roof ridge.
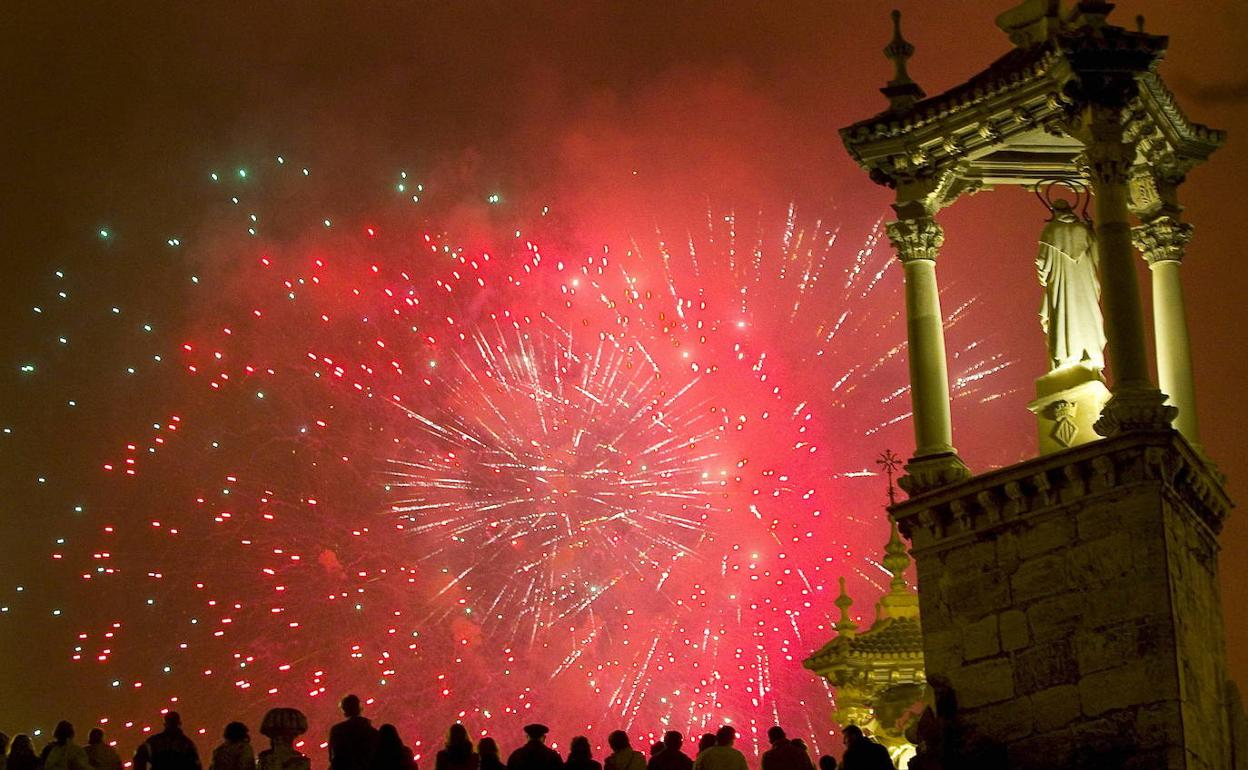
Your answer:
[802,615,925,672]
[1138,72,1226,152]
[841,43,1056,146]
[840,23,1207,153]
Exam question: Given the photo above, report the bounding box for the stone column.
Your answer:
[886,215,971,493]
[1135,215,1200,446]
[1081,110,1176,434]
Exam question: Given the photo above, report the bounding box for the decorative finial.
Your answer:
[876,449,902,506]
[882,518,910,592]
[880,10,926,112]
[834,577,858,637]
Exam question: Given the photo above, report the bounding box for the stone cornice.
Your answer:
[890,431,1231,553]
[840,28,1223,198]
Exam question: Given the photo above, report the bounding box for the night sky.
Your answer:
[1,0,1245,757]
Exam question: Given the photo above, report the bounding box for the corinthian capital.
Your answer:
[1133,216,1194,266]
[886,217,944,262]
[1083,140,1137,187]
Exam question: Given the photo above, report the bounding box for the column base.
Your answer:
[1094,384,1177,436]
[899,451,971,496]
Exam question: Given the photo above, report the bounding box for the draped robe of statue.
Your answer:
[1035,203,1106,370]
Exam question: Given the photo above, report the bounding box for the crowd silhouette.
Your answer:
[0,696,895,770]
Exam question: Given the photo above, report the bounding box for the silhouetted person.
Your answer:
[210,723,255,770]
[603,732,644,770]
[134,713,201,770]
[694,737,715,757]
[647,733,691,770]
[477,740,504,770]
[435,725,477,770]
[330,696,380,770]
[372,725,415,770]
[8,735,40,770]
[817,757,837,770]
[85,729,123,770]
[761,728,813,770]
[41,722,90,770]
[690,728,745,770]
[562,738,599,770]
[505,725,561,770]
[838,728,889,770]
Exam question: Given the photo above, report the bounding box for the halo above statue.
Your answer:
[1033,178,1092,223]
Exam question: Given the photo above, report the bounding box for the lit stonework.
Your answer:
[840,1,1223,483]
[804,521,925,766]
[835,2,1243,767]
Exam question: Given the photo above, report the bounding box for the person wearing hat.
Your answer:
[506,725,562,770]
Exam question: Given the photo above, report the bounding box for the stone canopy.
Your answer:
[839,1,1228,495]
[841,2,1225,218]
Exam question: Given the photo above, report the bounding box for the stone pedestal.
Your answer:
[892,431,1237,769]
[1028,364,1111,456]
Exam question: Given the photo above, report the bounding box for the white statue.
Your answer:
[1035,199,1106,370]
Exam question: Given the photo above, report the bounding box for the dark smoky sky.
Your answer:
[2,0,1246,701]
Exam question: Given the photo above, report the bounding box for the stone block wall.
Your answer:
[894,431,1234,769]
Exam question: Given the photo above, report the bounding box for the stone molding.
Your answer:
[899,452,973,497]
[840,20,1224,207]
[1081,138,1137,187]
[1133,215,1194,265]
[891,430,1229,557]
[885,217,944,263]
[1094,386,1178,437]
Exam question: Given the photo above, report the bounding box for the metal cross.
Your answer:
[876,449,902,506]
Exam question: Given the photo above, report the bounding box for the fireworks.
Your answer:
[1,158,1018,759]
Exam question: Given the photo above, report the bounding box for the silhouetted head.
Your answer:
[223,723,249,743]
[164,713,183,731]
[340,695,363,718]
[10,735,36,758]
[841,726,863,748]
[0,732,9,753]
[819,755,837,770]
[715,726,735,747]
[522,724,549,743]
[378,724,402,751]
[662,732,682,751]
[478,738,499,759]
[446,724,471,748]
[767,727,786,745]
[607,731,630,752]
[54,722,75,743]
[649,743,664,757]
[568,736,591,761]
[88,729,105,746]
[697,734,716,753]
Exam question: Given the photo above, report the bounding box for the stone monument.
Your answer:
[1028,191,1111,455]
[837,1,1243,767]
